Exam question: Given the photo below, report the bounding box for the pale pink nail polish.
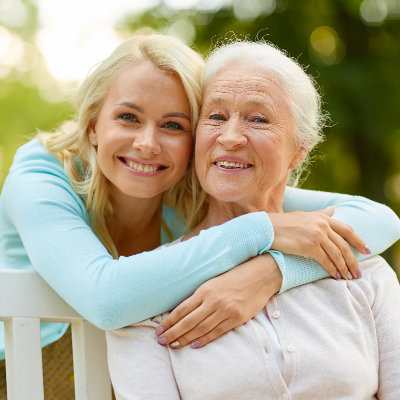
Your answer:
[190,340,201,349]
[357,269,362,279]
[158,337,167,345]
[155,326,165,336]
[335,272,341,280]
[365,245,371,255]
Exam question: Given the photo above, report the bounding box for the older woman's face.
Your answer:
[195,65,305,210]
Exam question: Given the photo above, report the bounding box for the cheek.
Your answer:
[172,136,194,170]
[194,135,211,178]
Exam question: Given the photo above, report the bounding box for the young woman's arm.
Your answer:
[0,141,274,329]
[275,186,400,291]
[156,187,400,348]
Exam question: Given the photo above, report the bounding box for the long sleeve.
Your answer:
[275,186,400,292]
[0,141,274,329]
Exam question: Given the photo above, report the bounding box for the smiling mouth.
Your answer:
[118,157,167,173]
[214,161,253,169]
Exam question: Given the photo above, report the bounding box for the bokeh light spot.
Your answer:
[0,0,28,28]
[167,19,196,42]
[309,26,345,65]
[360,0,388,25]
[385,174,400,203]
[233,0,276,21]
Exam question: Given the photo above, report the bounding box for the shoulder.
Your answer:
[1,139,87,217]
[358,256,399,286]
[357,256,400,302]
[7,139,65,179]
[329,256,400,312]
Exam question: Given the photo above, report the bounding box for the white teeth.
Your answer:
[126,160,158,173]
[216,161,251,169]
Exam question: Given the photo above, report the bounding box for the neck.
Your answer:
[186,181,287,239]
[107,188,163,256]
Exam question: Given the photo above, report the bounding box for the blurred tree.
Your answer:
[0,0,73,185]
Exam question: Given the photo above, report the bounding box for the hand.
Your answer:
[269,206,369,280]
[156,254,281,349]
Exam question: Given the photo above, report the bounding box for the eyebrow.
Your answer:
[117,101,190,121]
[204,97,273,109]
[203,97,225,106]
[163,112,191,121]
[117,101,143,113]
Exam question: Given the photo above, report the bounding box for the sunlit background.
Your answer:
[1,0,399,268]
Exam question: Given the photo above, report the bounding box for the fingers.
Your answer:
[317,206,335,217]
[157,305,209,346]
[182,319,237,349]
[156,296,202,337]
[162,312,227,349]
[320,231,359,279]
[329,219,370,255]
[328,231,360,279]
[312,247,338,278]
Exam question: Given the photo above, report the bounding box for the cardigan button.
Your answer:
[281,393,290,400]
[272,311,281,319]
[287,345,296,353]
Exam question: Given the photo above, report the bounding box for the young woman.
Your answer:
[0,34,398,396]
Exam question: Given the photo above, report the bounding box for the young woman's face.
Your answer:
[89,61,193,201]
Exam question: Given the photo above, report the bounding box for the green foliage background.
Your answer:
[1,0,399,266]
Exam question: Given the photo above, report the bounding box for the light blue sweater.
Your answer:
[0,139,399,359]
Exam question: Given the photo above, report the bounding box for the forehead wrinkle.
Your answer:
[204,87,280,116]
[203,69,292,119]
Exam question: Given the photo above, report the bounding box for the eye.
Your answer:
[209,113,225,121]
[163,121,184,130]
[118,113,138,123]
[252,116,268,123]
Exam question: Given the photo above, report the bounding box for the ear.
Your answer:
[289,147,308,169]
[88,123,98,146]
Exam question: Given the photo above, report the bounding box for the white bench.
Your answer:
[0,269,112,400]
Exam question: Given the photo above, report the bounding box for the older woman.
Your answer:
[106,40,400,399]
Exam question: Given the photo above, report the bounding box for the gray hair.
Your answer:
[202,40,327,186]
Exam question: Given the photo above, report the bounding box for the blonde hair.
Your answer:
[38,34,206,257]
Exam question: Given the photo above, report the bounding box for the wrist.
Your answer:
[260,253,282,294]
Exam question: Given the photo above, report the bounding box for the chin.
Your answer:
[208,188,246,204]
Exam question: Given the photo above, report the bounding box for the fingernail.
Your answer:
[346,272,353,280]
[335,272,341,280]
[357,269,362,279]
[190,340,201,349]
[365,245,371,255]
[158,337,167,346]
[170,341,180,348]
[155,326,165,336]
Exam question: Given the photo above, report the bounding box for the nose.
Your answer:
[132,124,161,156]
[216,118,247,149]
